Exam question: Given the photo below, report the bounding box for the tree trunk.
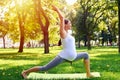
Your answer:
[78,38,81,48]
[33,0,50,53]
[84,40,87,47]
[3,36,5,48]
[87,35,91,50]
[102,38,104,46]
[43,30,49,53]
[84,35,87,47]
[18,13,24,53]
[118,0,120,53]
[14,0,25,53]
[18,25,24,52]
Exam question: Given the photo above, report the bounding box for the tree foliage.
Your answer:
[74,0,118,49]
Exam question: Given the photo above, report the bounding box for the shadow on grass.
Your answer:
[0,64,40,80]
[90,53,120,72]
[96,53,120,59]
[0,52,52,60]
[0,52,37,60]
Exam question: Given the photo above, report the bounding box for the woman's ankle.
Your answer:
[21,70,28,79]
[86,73,94,78]
[22,70,28,75]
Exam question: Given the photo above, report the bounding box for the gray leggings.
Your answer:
[39,52,89,71]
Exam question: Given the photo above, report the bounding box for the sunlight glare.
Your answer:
[10,1,15,7]
[66,0,77,5]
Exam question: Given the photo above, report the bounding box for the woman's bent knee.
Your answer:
[84,52,89,60]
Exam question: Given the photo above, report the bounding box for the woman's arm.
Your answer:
[52,5,67,39]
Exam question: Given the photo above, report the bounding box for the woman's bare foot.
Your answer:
[21,71,28,79]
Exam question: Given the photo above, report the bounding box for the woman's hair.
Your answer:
[64,19,69,24]
[58,19,69,46]
[58,39,61,46]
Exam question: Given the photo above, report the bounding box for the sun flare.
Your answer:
[66,0,77,5]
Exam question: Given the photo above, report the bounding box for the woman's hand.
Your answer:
[52,5,64,19]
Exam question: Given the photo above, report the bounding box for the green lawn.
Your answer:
[0,46,120,80]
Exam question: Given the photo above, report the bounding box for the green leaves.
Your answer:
[73,0,118,48]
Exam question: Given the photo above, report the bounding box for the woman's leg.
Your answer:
[74,52,93,78]
[21,66,40,79]
[21,56,64,79]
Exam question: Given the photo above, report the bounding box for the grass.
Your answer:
[0,46,120,80]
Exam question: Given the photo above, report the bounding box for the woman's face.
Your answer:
[65,21,72,31]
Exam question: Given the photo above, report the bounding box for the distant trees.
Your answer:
[0,0,9,48]
[74,0,107,49]
[0,20,8,48]
[73,0,118,49]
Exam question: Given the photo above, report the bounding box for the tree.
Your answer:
[32,0,50,53]
[5,0,44,48]
[75,0,107,49]
[118,0,120,53]
[102,0,118,46]
[0,20,8,48]
[14,0,28,52]
[0,0,10,48]
[14,0,42,52]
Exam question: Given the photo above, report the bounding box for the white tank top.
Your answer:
[58,33,77,61]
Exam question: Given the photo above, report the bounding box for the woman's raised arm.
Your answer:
[52,5,67,39]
